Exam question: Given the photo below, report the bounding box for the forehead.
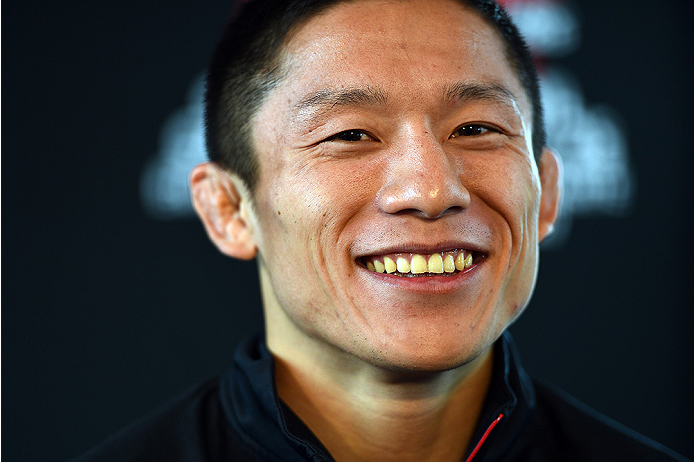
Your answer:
[273,0,524,103]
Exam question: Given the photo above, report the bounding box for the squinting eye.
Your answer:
[450,124,491,138]
[330,130,373,142]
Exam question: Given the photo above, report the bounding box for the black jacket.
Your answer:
[72,333,690,461]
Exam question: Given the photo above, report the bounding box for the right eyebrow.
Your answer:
[295,86,388,112]
[290,86,389,128]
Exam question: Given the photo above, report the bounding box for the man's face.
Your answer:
[247,0,557,371]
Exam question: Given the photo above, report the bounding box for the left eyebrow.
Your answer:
[443,81,518,109]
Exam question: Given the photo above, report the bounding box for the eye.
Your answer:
[450,124,494,138]
[328,130,374,142]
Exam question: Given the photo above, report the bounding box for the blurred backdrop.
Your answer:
[3,1,693,460]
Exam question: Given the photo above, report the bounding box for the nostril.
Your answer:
[390,205,464,220]
[423,205,465,220]
[389,208,427,217]
[441,205,465,216]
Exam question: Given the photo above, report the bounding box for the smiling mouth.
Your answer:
[359,249,483,277]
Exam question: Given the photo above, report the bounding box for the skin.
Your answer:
[190,1,561,460]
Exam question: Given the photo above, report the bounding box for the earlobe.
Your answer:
[537,148,562,242]
[190,162,257,260]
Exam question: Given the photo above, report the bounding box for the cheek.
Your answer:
[255,157,382,267]
[295,159,381,224]
[464,155,541,308]
[464,155,541,231]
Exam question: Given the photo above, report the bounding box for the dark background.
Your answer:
[3,1,693,461]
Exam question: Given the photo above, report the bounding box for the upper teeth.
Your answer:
[364,250,474,276]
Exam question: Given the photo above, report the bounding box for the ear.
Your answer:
[189,162,257,260]
[537,148,562,242]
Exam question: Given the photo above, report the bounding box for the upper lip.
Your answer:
[353,240,489,259]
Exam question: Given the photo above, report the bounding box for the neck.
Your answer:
[271,339,494,462]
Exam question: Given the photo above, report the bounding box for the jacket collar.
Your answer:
[464,332,536,461]
[221,331,536,462]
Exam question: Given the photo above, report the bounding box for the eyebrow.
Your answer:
[294,86,388,113]
[443,81,517,108]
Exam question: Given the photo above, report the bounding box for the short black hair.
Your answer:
[205,0,546,193]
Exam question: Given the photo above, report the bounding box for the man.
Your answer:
[73,0,689,461]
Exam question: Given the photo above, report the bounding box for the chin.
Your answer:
[364,339,490,375]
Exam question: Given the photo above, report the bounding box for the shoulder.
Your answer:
[518,379,690,462]
[68,378,258,462]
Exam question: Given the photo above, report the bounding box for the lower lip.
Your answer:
[359,262,482,294]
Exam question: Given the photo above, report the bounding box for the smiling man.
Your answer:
[72,0,688,461]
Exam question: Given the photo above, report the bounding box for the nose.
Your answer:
[377,132,471,219]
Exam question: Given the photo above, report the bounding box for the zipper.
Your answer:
[464,413,505,462]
